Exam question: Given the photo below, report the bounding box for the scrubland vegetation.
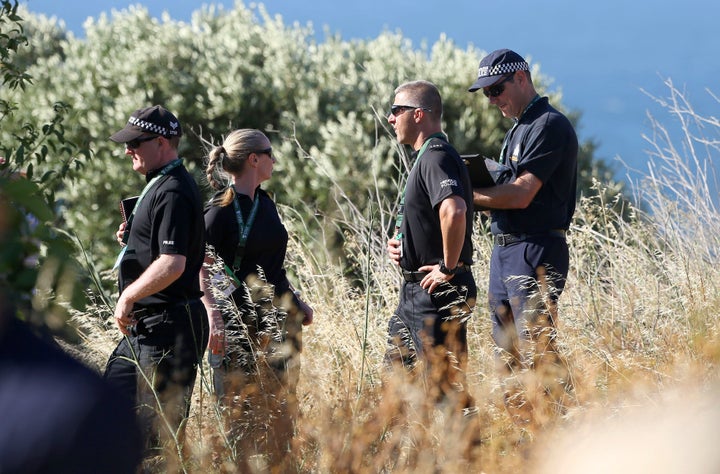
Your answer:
[2,1,720,472]
[67,79,720,473]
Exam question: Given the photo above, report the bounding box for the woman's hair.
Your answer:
[205,129,268,207]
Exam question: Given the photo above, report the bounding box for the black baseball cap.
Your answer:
[109,105,182,143]
[468,49,530,92]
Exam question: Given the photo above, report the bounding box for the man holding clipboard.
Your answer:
[468,49,578,429]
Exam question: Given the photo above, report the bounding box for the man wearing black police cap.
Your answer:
[469,49,577,428]
[103,105,209,455]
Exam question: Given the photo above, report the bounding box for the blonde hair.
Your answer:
[205,129,269,207]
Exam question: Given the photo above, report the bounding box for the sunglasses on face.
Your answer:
[252,147,273,159]
[483,73,515,98]
[126,135,158,150]
[389,104,431,116]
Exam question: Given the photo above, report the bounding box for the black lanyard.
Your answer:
[231,191,260,271]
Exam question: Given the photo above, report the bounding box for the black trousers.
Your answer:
[387,271,477,362]
[103,301,209,452]
[385,272,477,406]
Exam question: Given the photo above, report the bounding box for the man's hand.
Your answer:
[116,222,127,246]
[113,254,186,335]
[418,263,453,294]
[113,295,136,335]
[387,237,402,266]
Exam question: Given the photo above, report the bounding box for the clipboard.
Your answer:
[462,154,512,212]
[462,154,503,187]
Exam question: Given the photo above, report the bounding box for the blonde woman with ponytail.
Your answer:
[200,129,313,464]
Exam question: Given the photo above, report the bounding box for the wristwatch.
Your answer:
[438,259,458,275]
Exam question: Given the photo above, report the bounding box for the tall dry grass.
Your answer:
[69,86,720,473]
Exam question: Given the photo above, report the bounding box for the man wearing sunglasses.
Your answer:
[468,49,578,429]
[386,80,477,412]
[103,105,209,457]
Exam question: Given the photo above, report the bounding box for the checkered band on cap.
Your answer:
[478,61,529,79]
[128,116,180,137]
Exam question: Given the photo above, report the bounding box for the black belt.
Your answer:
[401,264,472,282]
[402,270,428,283]
[129,300,202,337]
[493,229,566,247]
[132,299,201,318]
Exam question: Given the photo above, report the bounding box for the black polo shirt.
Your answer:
[491,96,578,234]
[204,188,293,299]
[399,135,475,271]
[118,161,205,305]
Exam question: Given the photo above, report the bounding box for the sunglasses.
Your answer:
[389,104,431,116]
[252,147,273,158]
[126,135,158,150]
[483,74,515,98]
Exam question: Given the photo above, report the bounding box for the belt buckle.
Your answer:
[402,270,426,283]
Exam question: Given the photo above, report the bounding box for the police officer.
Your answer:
[469,49,577,426]
[103,105,209,453]
[386,80,477,409]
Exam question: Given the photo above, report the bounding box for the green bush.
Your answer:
[2,1,623,273]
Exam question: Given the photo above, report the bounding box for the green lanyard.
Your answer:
[394,132,447,238]
[500,94,541,164]
[230,191,260,272]
[113,158,183,270]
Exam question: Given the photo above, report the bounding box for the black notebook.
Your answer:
[119,196,139,223]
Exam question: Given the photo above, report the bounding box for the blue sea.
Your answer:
[25,0,720,186]
[253,0,720,186]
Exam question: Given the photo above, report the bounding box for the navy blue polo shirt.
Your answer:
[491,96,578,234]
[399,136,475,271]
[118,162,205,305]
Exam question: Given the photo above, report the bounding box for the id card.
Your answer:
[212,263,242,298]
[211,271,238,298]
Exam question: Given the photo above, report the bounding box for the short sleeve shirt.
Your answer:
[399,135,475,271]
[491,97,578,234]
[118,162,205,305]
